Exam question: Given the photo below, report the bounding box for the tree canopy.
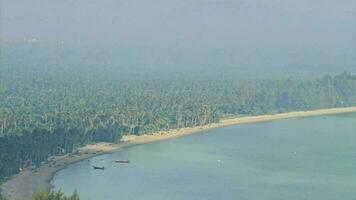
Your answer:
[0,189,80,200]
[0,44,355,183]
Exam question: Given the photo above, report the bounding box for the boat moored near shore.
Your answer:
[115,160,130,164]
[93,166,105,170]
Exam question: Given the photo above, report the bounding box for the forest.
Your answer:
[0,44,355,185]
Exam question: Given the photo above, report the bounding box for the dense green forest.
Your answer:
[0,44,355,186]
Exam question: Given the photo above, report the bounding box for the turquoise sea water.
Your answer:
[51,113,356,200]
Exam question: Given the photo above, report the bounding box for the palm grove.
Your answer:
[0,44,355,185]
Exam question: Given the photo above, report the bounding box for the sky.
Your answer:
[1,0,355,47]
[1,0,355,75]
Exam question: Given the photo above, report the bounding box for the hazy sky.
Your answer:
[2,0,355,47]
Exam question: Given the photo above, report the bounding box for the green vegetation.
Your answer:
[29,190,79,200]
[0,189,79,200]
[0,194,6,200]
[0,44,355,183]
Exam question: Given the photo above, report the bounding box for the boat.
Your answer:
[93,166,105,170]
[115,160,130,164]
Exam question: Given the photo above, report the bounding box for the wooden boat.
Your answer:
[93,166,105,170]
[115,160,130,164]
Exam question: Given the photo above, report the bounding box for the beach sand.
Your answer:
[1,106,356,199]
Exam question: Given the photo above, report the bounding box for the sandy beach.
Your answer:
[1,106,356,199]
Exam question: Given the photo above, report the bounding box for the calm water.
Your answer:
[52,113,356,200]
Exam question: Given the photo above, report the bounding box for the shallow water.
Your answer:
[52,113,356,200]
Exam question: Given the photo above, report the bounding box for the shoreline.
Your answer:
[1,106,356,199]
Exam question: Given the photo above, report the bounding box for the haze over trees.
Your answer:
[0,44,355,183]
[0,1,355,199]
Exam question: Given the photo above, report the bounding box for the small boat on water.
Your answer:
[115,160,130,164]
[93,166,105,170]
